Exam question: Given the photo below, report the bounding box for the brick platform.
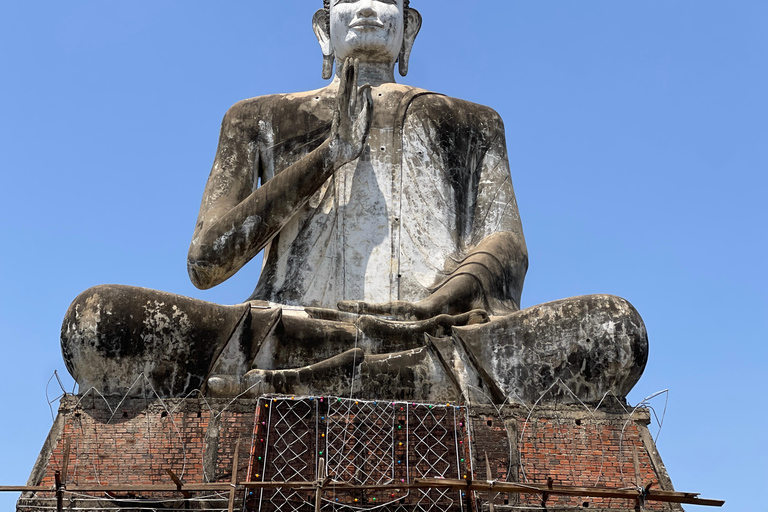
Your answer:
[19,395,680,512]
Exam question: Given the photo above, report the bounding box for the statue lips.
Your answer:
[349,19,385,30]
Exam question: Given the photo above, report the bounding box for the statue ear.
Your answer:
[399,8,422,77]
[312,9,334,80]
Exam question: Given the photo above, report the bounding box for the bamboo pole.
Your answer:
[414,478,725,507]
[314,458,326,512]
[227,438,241,512]
[3,478,724,507]
[485,452,495,512]
[54,472,62,512]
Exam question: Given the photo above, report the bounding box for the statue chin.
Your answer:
[60,11,649,406]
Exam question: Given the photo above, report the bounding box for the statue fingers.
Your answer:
[337,300,395,317]
[350,58,359,113]
[447,309,490,326]
[397,302,424,319]
[344,57,356,113]
[338,300,378,315]
[377,300,425,320]
[358,84,373,115]
[338,299,436,321]
[337,58,353,112]
[305,306,360,324]
[353,84,373,142]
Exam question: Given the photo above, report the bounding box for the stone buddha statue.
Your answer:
[61,0,647,404]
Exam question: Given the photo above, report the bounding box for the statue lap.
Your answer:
[62,285,646,403]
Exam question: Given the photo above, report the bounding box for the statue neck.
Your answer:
[333,61,396,87]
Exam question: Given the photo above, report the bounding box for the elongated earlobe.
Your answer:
[399,8,422,77]
[313,9,335,80]
[322,55,335,80]
[398,46,409,77]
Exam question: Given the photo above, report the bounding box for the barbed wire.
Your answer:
[40,369,671,512]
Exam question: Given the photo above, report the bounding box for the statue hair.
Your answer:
[323,0,411,35]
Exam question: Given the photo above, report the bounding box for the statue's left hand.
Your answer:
[338,273,485,321]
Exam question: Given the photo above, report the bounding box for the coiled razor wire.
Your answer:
[40,371,669,512]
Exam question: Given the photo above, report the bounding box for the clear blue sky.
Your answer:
[1,2,766,510]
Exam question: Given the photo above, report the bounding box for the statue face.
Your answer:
[329,0,405,64]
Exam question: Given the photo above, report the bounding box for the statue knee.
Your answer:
[527,293,648,401]
[453,294,648,403]
[61,285,148,353]
[61,285,253,396]
[60,284,142,391]
[570,294,649,397]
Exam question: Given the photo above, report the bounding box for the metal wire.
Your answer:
[251,397,470,512]
[260,398,315,512]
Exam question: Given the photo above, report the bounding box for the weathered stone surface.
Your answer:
[455,295,648,403]
[194,85,525,313]
[62,285,250,396]
[59,0,649,404]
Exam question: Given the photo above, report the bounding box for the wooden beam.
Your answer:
[66,483,233,492]
[414,478,725,507]
[632,446,642,488]
[1,477,724,508]
[54,471,62,512]
[632,447,644,512]
[485,452,495,512]
[61,439,71,486]
[166,469,191,499]
[315,457,326,512]
[540,476,553,509]
[227,438,241,512]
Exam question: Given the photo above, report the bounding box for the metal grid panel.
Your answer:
[254,398,318,512]
[246,397,471,512]
[409,404,463,512]
[326,399,396,485]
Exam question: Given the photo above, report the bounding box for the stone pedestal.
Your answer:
[19,395,680,512]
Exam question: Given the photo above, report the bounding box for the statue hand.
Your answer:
[338,274,486,322]
[338,298,434,321]
[330,58,374,165]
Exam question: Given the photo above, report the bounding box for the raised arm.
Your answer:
[188,59,373,290]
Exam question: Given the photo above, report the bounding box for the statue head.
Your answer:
[313,0,422,80]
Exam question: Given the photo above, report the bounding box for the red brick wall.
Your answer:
[41,397,208,486]
[515,411,674,511]
[20,396,678,512]
[20,395,256,511]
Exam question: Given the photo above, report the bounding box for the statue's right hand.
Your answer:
[330,58,373,165]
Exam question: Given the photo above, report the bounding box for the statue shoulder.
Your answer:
[221,87,331,127]
[407,90,506,136]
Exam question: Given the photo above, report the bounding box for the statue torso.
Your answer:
[244,83,521,310]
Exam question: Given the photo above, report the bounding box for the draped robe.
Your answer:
[193,83,527,313]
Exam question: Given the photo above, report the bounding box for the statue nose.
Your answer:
[357,0,376,16]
